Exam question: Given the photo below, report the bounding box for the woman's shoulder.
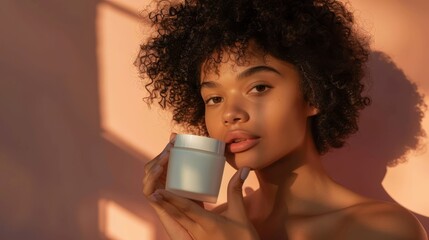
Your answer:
[340,200,428,240]
[208,192,428,239]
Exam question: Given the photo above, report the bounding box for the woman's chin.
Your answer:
[226,154,264,170]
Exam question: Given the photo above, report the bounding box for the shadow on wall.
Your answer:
[0,0,104,239]
[100,133,170,240]
[0,1,168,239]
[1,1,428,238]
[322,51,428,233]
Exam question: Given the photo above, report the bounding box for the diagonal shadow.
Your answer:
[100,132,171,240]
[0,0,165,239]
[2,0,427,238]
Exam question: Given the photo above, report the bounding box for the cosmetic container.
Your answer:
[166,134,226,203]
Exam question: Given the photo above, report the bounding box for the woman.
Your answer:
[138,0,428,239]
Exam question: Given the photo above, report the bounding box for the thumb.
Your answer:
[225,167,251,222]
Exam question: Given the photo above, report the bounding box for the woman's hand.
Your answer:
[149,167,260,240]
[143,133,194,240]
[142,133,176,197]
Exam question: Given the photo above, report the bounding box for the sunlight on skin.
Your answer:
[97,0,429,238]
[99,199,155,240]
[205,165,260,210]
[215,1,429,215]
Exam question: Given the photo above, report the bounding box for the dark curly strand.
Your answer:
[136,0,370,154]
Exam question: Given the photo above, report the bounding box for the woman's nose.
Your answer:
[222,101,250,125]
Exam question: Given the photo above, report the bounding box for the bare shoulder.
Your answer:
[340,200,428,240]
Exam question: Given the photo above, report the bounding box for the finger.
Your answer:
[144,140,174,174]
[142,133,177,197]
[156,190,211,223]
[149,192,200,234]
[169,132,177,143]
[148,193,194,240]
[157,132,177,166]
[244,186,255,196]
[192,200,204,208]
[144,133,176,171]
[225,167,250,222]
[142,164,164,196]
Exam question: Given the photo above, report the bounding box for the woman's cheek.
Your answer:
[205,112,219,137]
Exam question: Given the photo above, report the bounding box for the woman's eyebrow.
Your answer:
[238,65,282,79]
[200,65,282,90]
[200,80,219,89]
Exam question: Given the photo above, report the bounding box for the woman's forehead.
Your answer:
[200,47,269,80]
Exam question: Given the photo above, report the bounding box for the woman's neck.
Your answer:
[249,143,340,221]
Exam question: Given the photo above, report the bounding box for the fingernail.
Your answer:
[169,133,176,143]
[240,167,250,181]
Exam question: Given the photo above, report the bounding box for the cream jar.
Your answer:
[165,134,226,203]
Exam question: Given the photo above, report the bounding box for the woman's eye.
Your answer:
[205,96,223,105]
[249,84,272,94]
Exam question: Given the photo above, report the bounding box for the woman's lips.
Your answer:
[227,138,260,153]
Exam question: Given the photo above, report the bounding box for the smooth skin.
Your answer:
[143,47,427,240]
[143,135,258,240]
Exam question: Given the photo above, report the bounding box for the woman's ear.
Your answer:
[306,103,319,117]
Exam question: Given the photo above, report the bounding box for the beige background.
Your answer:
[1,0,428,239]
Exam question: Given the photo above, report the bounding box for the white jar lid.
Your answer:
[174,134,225,155]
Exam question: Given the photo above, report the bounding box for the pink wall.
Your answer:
[0,0,427,239]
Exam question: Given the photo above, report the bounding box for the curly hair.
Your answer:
[136,0,371,154]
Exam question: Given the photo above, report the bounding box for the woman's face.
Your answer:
[200,50,318,170]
